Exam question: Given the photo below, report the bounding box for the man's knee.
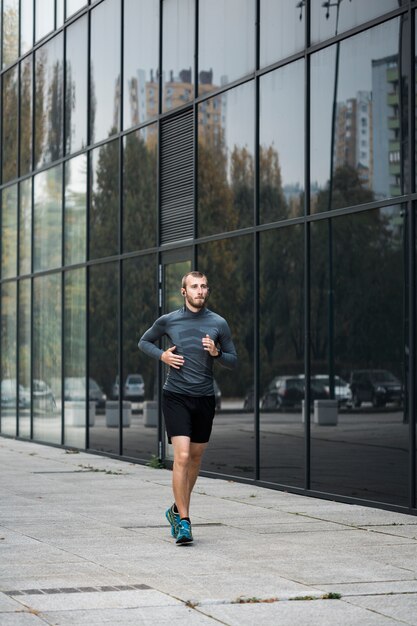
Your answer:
[174,449,190,467]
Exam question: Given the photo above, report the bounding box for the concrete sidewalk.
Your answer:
[0,438,417,626]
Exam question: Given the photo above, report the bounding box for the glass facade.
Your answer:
[1,0,416,516]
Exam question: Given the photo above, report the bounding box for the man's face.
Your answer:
[182,276,209,310]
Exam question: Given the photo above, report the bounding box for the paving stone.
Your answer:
[346,593,417,625]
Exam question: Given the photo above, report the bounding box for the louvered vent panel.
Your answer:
[160,110,194,244]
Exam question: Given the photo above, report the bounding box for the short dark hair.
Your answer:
[181,271,208,289]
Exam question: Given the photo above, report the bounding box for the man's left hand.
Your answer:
[202,334,220,357]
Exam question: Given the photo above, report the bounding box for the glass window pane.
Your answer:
[311,0,399,44]
[198,0,254,97]
[260,61,304,223]
[90,140,119,259]
[260,0,305,68]
[310,207,407,506]
[33,273,62,443]
[90,0,121,143]
[56,0,64,27]
[162,0,194,112]
[260,225,304,486]
[89,262,118,455]
[122,255,158,460]
[2,65,18,183]
[198,235,254,480]
[20,56,33,175]
[64,268,86,448]
[20,0,34,55]
[123,0,159,129]
[66,0,88,19]
[2,0,19,68]
[34,164,62,271]
[123,126,157,252]
[65,154,87,265]
[198,82,254,237]
[1,282,17,436]
[311,19,403,213]
[18,279,31,438]
[1,184,18,278]
[35,33,64,168]
[66,15,88,154]
[35,0,54,42]
[19,178,32,275]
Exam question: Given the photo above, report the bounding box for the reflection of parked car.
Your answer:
[1,379,30,408]
[350,369,402,408]
[213,379,221,410]
[261,376,329,411]
[312,375,352,408]
[64,377,107,408]
[124,374,145,401]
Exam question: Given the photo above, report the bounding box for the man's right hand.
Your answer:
[161,346,184,370]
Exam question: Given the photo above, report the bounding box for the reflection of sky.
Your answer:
[198,0,254,87]
[260,61,304,188]
[90,0,120,143]
[162,0,194,81]
[223,82,254,176]
[311,18,399,186]
[310,0,399,44]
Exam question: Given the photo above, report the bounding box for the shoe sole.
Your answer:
[176,536,193,545]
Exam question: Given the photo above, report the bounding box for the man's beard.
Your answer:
[186,294,207,309]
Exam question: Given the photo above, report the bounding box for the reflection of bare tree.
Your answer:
[2,66,18,182]
[34,41,64,167]
[90,140,119,259]
[123,130,157,252]
[259,145,290,222]
[260,226,304,390]
[2,4,19,67]
[47,62,64,162]
[311,166,402,377]
[20,58,33,174]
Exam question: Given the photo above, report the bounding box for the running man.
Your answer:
[138,271,237,544]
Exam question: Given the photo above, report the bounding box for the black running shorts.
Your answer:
[162,390,216,444]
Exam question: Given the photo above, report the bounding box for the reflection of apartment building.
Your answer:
[334,91,372,189]
[127,69,158,149]
[372,55,402,199]
[126,67,227,149]
[198,70,227,145]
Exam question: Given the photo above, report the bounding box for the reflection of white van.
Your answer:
[112,374,145,401]
[124,374,145,401]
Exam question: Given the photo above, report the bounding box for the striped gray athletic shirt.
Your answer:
[138,306,237,396]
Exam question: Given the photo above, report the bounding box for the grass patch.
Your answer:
[146,455,166,469]
[76,463,126,475]
[290,592,341,601]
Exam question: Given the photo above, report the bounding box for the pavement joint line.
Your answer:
[3,584,152,596]
[124,523,224,529]
[341,597,414,626]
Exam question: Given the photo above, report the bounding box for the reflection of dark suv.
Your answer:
[349,369,402,408]
[261,376,328,411]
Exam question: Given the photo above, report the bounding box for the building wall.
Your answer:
[0,0,416,515]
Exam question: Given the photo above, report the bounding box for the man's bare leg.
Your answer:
[171,436,192,519]
[188,442,207,497]
[171,437,207,519]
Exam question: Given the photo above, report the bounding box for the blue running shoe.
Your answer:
[176,519,193,545]
[165,504,180,538]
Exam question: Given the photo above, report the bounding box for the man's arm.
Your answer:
[138,318,165,361]
[138,316,185,369]
[216,320,238,370]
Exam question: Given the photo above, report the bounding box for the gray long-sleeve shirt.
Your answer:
[138,306,237,396]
